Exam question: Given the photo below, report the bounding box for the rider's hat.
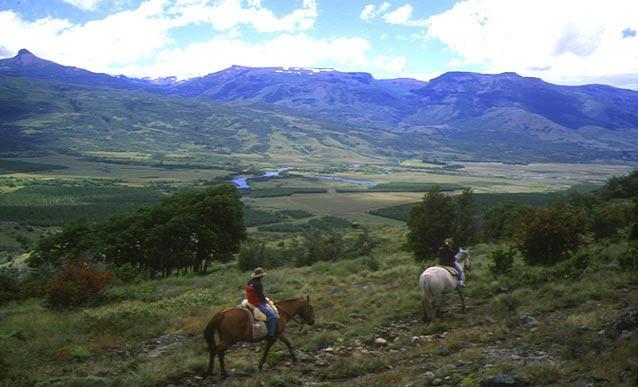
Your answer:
[251,267,266,278]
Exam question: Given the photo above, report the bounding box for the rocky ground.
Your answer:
[148,294,637,386]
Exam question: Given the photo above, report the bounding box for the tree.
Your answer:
[514,207,587,265]
[407,186,455,261]
[481,204,535,242]
[453,188,477,247]
[29,218,96,268]
[30,184,246,277]
[630,197,638,241]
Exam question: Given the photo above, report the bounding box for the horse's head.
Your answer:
[298,295,315,326]
[455,248,471,271]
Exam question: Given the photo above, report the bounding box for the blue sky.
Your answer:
[1,0,637,89]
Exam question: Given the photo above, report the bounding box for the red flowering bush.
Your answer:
[46,256,113,309]
[515,207,587,265]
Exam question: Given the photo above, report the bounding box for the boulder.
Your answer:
[605,307,637,339]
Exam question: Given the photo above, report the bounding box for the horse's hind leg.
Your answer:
[206,347,215,377]
[278,334,297,363]
[217,342,230,378]
[421,297,433,323]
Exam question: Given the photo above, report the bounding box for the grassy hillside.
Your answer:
[1,228,636,386]
[0,76,399,167]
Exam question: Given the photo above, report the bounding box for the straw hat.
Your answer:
[444,238,454,245]
[251,267,266,278]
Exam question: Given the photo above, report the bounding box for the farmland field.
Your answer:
[1,155,633,228]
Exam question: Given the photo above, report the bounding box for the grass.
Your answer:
[1,233,637,386]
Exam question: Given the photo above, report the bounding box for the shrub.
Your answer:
[618,242,638,272]
[19,266,56,298]
[488,246,516,276]
[515,207,587,265]
[297,231,346,266]
[630,198,638,241]
[45,256,113,309]
[0,267,22,304]
[344,228,379,259]
[551,249,592,279]
[237,239,268,271]
[111,262,143,283]
[588,201,632,239]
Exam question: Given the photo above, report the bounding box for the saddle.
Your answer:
[239,299,280,340]
[241,299,267,321]
[437,265,459,277]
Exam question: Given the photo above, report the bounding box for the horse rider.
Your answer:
[245,267,278,342]
[438,238,464,287]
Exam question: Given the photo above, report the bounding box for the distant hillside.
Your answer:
[2,49,638,163]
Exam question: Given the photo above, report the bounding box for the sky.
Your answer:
[0,0,637,89]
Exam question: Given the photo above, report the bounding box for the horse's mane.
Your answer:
[276,297,305,304]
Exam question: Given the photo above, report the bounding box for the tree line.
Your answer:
[407,171,638,267]
[29,184,245,277]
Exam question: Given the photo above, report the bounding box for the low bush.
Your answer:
[515,207,587,265]
[0,268,21,304]
[617,242,638,272]
[45,256,113,309]
[551,249,592,279]
[488,246,516,276]
[589,201,633,239]
[111,262,143,283]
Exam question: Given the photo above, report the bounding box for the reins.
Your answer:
[276,299,307,331]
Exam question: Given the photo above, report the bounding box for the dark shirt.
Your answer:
[438,245,457,267]
[247,277,267,304]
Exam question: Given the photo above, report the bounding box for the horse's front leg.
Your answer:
[278,334,297,363]
[457,286,466,312]
[258,337,276,370]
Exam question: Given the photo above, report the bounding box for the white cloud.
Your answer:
[383,4,411,24]
[171,0,318,33]
[372,54,406,73]
[135,33,371,79]
[61,0,105,11]
[360,2,390,22]
[0,0,375,79]
[425,0,638,88]
[360,2,426,27]
[0,0,322,76]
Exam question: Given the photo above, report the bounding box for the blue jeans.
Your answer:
[453,262,463,282]
[257,304,278,337]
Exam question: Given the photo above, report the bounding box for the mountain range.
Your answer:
[1,49,637,164]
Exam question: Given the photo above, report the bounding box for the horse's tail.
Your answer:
[204,311,223,351]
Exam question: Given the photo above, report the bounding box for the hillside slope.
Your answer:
[2,49,638,162]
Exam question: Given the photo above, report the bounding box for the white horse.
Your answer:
[418,248,471,322]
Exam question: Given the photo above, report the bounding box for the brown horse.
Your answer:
[203,296,315,377]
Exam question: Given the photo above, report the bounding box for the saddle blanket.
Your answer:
[437,265,458,276]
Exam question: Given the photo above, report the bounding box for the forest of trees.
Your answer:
[29,184,245,277]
